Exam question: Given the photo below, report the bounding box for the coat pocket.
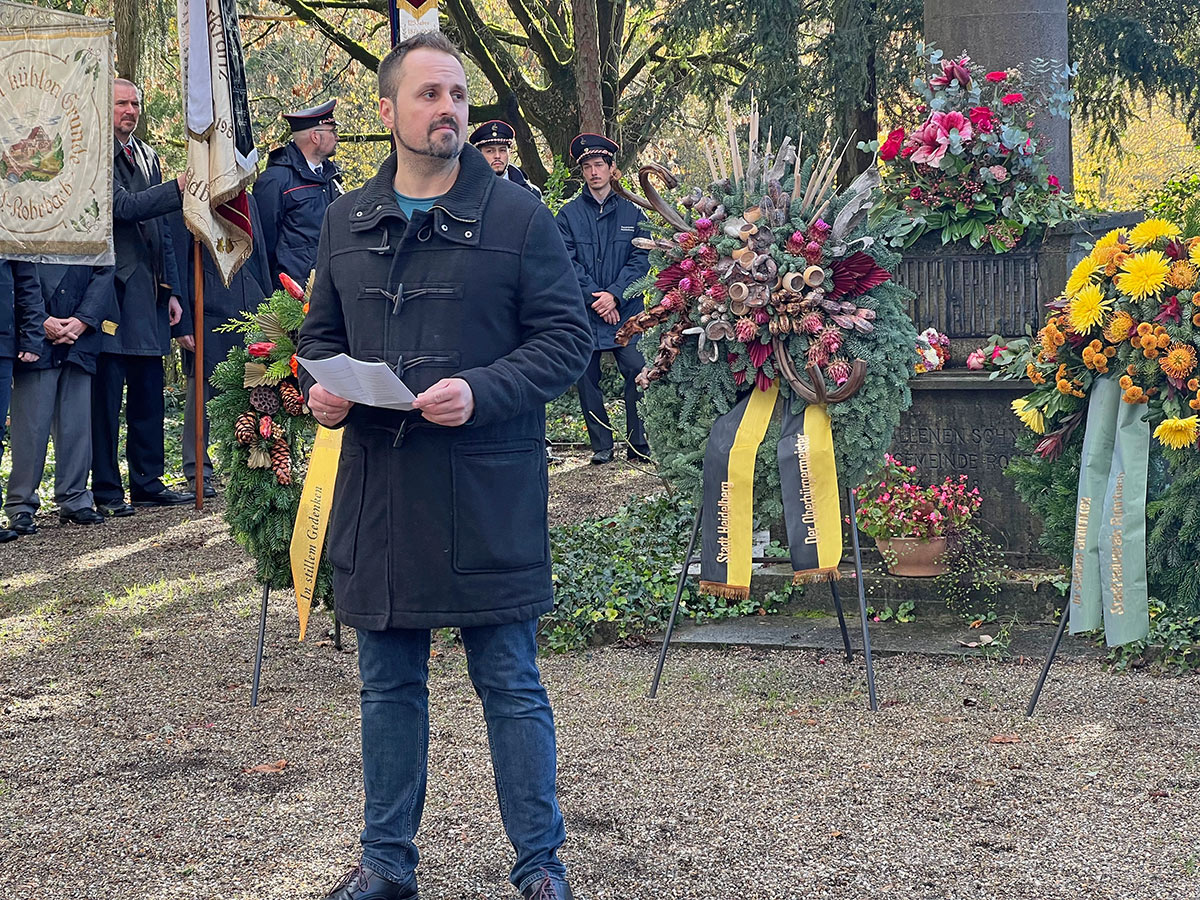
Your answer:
[326,443,365,572]
[451,439,548,574]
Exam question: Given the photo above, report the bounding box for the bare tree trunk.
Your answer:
[114,0,146,139]
[572,0,605,134]
[832,0,878,185]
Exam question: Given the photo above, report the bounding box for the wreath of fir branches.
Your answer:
[627,153,918,524]
[207,288,333,602]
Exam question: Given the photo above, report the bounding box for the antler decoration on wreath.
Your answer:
[771,337,866,404]
[610,163,691,233]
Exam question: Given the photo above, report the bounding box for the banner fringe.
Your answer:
[793,566,841,584]
[699,581,751,601]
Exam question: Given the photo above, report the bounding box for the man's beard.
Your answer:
[395,118,463,161]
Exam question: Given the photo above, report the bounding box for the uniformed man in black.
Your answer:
[468,119,542,198]
[254,99,344,287]
[555,133,650,463]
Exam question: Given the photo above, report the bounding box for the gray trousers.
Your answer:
[182,374,214,485]
[5,365,94,516]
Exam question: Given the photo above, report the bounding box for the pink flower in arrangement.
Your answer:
[1001,92,1025,105]
[694,218,716,239]
[990,345,1008,362]
[879,128,906,162]
[966,349,986,370]
[787,231,806,255]
[675,232,697,250]
[735,317,759,343]
[679,257,696,272]
[1047,174,1061,193]
[247,341,275,358]
[968,106,995,133]
[909,118,948,167]
[677,276,697,296]
[929,56,972,90]
[900,145,915,159]
[1155,296,1182,324]
[988,165,1009,183]
[937,110,973,143]
[909,187,923,200]
[754,309,770,325]
[985,71,1007,83]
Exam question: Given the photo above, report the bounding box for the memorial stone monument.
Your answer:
[886,0,1136,560]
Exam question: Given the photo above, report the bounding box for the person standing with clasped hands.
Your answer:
[296,32,591,900]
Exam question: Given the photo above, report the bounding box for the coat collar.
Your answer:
[268,140,341,183]
[350,143,496,232]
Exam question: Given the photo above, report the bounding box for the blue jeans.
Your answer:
[0,356,12,508]
[356,618,567,894]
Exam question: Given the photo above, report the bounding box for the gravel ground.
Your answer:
[2,492,1199,900]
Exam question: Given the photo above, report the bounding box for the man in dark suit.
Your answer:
[253,99,343,287]
[5,265,116,532]
[93,78,193,516]
[0,259,44,542]
[169,195,272,497]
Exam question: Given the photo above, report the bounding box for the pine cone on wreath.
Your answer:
[250,384,281,415]
[234,411,258,445]
[270,437,292,485]
[259,414,275,440]
[279,382,305,416]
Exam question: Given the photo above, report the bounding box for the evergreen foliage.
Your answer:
[207,290,334,602]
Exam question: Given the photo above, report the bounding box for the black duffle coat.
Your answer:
[296,145,591,630]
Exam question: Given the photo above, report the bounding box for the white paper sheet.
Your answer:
[294,354,416,410]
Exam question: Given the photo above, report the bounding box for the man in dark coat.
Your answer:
[253,99,343,287]
[468,119,542,198]
[555,133,651,464]
[95,78,193,515]
[169,196,272,496]
[5,265,116,532]
[0,259,44,542]
[296,33,590,900]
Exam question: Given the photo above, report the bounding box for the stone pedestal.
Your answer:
[924,0,1072,193]
[887,370,1045,562]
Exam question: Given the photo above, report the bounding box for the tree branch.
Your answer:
[271,0,381,70]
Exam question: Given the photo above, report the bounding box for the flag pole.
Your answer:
[193,240,205,510]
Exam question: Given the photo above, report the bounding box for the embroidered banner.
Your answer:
[390,0,440,44]
[0,2,113,263]
[177,0,257,286]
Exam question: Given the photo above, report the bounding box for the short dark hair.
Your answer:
[378,32,463,103]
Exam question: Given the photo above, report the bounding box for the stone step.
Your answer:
[662,613,1102,662]
[686,558,1069,621]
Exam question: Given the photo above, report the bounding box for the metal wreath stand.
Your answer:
[645,358,879,711]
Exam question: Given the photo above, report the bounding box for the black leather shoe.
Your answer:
[0,528,17,543]
[323,863,417,900]
[60,508,106,526]
[627,444,651,461]
[96,500,135,517]
[189,480,218,498]
[521,872,574,900]
[589,448,613,465]
[131,488,195,507]
[9,512,37,535]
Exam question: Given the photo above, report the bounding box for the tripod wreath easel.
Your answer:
[647,358,879,711]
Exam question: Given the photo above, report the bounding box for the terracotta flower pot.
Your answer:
[875,536,948,577]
